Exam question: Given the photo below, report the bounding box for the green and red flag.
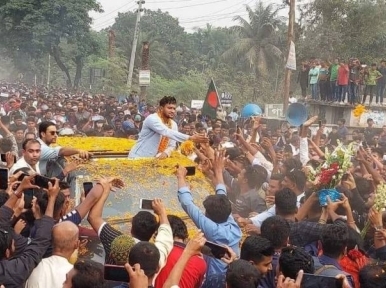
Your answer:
[201,79,221,120]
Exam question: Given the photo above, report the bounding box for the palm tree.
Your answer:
[137,31,171,77]
[223,1,285,78]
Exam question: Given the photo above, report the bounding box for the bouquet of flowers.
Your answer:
[308,141,355,190]
[360,183,386,238]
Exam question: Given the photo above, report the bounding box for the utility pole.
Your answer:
[140,41,150,101]
[47,53,51,96]
[126,0,145,90]
[108,30,116,58]
[283,0,295,114]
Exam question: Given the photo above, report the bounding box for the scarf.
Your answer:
[157,110,172,154]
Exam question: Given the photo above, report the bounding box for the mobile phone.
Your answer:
[104,264,130,282]
[24,189,34,209]
[301,273,342,288]
[362,141,368,149]
[318,189,341,207]
[1,154,16,163]
[186,166,196,176]
[139,199,153,210]
[17,173,28,182]
[203,241,229,259]
[34,175,55,189]
[341,173,349,182]
[0,168,8,190]
[318,120,322,128]
[83,182,93,197]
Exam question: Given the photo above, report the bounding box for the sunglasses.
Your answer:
[49,131,58,136]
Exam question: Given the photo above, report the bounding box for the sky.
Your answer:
[91,0,291,33]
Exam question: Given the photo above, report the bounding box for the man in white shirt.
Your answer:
[128,97,207,159]
[10,139,41,175]
[240,169,306,228]
[25,221,79,288]
[288,91,298,104]
[229,108,239,121]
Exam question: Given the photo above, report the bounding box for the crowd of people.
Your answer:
[0,85,386,288]
[297,58,386,106]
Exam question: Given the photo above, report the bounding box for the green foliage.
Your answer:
[89,52,128,95]
[3,0,386,106]
[222,2,285,78]
[148,72,207,104]
[0,0,102,88]
[298,0,386,61]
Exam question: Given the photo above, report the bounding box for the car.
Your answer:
[56,137,212,272]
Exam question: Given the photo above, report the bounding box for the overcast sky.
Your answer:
[91,0,291,32]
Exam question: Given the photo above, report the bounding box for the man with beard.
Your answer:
[37,121,92,175]
[129,96,208,159]
[74,102,90,123]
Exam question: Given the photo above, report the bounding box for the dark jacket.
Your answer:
[0,205,54,288]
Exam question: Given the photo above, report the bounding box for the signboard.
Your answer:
[265,104,284,118]
[220,92,232,107]
[286,41,296,71]
[191,100,204,109]
[139,70,151,86]
[89,68,105,84]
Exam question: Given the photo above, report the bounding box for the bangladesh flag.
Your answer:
[201,79,221,120]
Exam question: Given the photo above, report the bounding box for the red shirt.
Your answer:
[155,242,207,288]
[338,65,349,85]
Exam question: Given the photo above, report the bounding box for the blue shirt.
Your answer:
[317,255,354,288]
[178,184,242,276]
[37,138,61,176]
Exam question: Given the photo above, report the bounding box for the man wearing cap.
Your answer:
[129,96,208,159]
[92,119,105,136]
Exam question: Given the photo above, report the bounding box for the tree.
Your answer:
[222,1,285,79]
[0,0,102,89]
[297,0,386,61]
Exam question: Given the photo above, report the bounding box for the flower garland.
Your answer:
[157,110,172,154]
[56,137,136,152]
[353,104,367,118]
[180,140,195,156]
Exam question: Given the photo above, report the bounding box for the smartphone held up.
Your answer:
[0,168,8,190]
[139,199,153,210]
[34,175,55,189]
[83,182,94,197]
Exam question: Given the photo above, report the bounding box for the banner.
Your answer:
[139,70,151,86]
[191,100,204,109]
[201,79,221,120]
[220,92,232,107]
[286,41,296,71]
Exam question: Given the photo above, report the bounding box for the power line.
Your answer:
[178,0,252,23]
[93,4,137,30]
[161,0,228,10]
[147,0,196,3]
[94,1,135,21]
[185,13,249,29]
[180,11,248,24]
